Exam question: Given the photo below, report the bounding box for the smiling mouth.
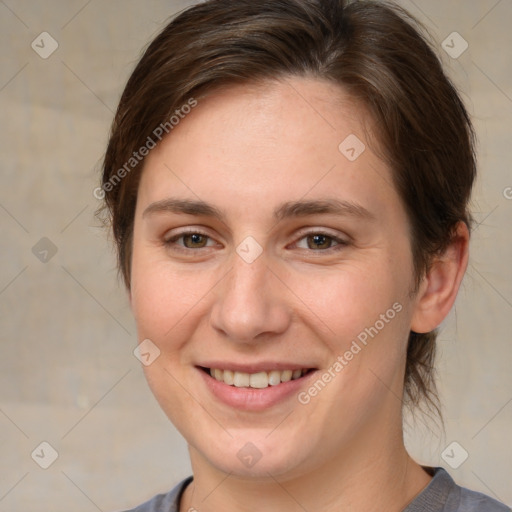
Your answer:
[200,367,315,389]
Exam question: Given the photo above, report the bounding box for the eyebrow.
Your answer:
[142,197,375,222]
[274,198,375,222]
[143,198,224,219]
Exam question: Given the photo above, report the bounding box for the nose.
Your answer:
[209,250,292,344]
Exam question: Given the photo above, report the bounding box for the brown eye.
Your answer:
[182,233,208,248]
[306,234,334,250]
[164,230,215,251]
[294,232,347,251]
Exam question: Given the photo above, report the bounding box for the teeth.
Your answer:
[268,370,281,386]
[208,368,307,388]
[233,371,250,387]
[292,369,302,379]
[281,370,292,382]
[249,371,268,389]
[223,369,234,385]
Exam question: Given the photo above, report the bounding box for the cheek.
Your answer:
[130,243,219,350]
[289,259,410,346]
[286,254,414,411]
[129,248,214,423]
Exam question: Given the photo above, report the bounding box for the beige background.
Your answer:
[0,0,511,510]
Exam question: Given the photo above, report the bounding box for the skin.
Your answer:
[129,77,469,512]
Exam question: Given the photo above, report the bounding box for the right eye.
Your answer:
[164,230,217,252]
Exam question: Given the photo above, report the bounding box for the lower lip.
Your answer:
[198,368,316,411]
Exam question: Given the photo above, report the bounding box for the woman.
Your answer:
[99,0,509,511]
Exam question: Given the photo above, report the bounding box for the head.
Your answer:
[99,0,475,478]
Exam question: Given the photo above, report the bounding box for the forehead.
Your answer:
[136,77,399,222]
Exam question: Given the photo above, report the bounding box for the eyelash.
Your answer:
[164,229,348,254]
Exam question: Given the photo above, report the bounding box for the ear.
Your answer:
[411,221,470,334]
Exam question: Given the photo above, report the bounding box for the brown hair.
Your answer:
[99,0,476,415]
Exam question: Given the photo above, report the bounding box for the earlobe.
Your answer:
[410,222,470,334]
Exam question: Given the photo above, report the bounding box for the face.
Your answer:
[130,78,421,479]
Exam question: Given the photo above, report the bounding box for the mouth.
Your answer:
[199,366,315,389]
[196,362,319,410]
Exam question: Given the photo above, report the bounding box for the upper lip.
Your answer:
[197,361,317,373]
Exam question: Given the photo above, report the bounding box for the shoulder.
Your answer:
[406,467,510,512]
[117,476,192,512]
[457,485,510,512]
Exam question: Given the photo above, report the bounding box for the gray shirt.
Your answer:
[121,467,510,511]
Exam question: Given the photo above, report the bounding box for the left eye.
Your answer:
[295,233,346,251]
[165,231,215,249]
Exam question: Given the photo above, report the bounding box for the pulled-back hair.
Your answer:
[99,0,476,415]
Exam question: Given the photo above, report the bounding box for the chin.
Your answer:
[191,429,316,480]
